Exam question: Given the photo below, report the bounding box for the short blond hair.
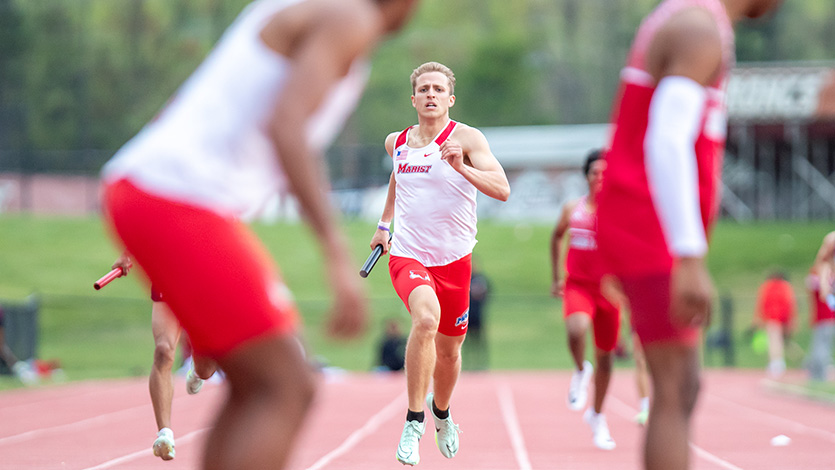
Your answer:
[410,62,455,96]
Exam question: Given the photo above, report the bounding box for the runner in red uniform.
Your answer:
[110,252,218,461]
[100,1,420,468]
[596,1,783,468]
[550,149,619,450]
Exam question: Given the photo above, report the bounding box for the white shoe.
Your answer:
[767,359,786,379]
[567,360,593,411]
[396,419,425,466]
[12,361,39,386]
[426,392,461,459]
[186,367,204,395]
[584,409,616,450]
[152,428,176,460]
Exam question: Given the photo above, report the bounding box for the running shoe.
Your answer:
[186,367,204,395]
[426,392,461,459]
[152,427,176,460]
[584,408,616,450]
[633,409,649,426]
[396,419,425,466]
[12,361,39,386]
[567,360,593,411]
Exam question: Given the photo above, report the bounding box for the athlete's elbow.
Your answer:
[497,184,511,202]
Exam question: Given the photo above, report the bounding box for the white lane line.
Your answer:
[602,394,638,421]
[607,395,745,470]
[0,392,200,446]
[709,393,835,443]
[304,391,406,470]
[83,428,208,470]
[497,382,533,470]
[0,404,148,446]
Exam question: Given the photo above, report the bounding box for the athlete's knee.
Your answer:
[565,313,590,336]
[194,358,217,380]
[410,310,440,336]
[595,352,613,374]
[278,366,316,413]
[152,341,177,369]
[436,345,461,366]
[653,369,700,416]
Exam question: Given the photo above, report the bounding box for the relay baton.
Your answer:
[360,244,384,278]
[94,267,124,290]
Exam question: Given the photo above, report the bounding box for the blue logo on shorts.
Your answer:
[455,310,469,328]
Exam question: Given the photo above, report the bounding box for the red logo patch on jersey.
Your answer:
[397,163,432,174]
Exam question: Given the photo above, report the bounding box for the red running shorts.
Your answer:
[103,179,298,359]
[388,254,472,337]
[563,277,620,352]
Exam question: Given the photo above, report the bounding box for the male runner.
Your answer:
[110,253,217,461]
[101,1,420,468]
[369,61,510,466]
[550,149,618,450]
[596,0,783,468]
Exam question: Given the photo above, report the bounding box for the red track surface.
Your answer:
[1,369,832,469]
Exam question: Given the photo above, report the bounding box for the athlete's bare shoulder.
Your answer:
[384,131,401,155]
[646,7,723,84]
[449,122,487,146]
[262,0,382,58]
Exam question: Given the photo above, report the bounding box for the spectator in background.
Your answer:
[753,271,796,378]
[376,318,407,372]
[805,231,835,381]
[0,305,38,386]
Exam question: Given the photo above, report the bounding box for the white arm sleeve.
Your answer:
[644,76,708,258]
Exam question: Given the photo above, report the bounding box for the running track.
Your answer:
[1,369,832,469]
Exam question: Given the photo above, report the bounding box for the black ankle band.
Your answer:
[432,400,449,420]
[406,410,424,423]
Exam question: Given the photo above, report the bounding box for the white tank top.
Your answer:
[101,0,369,218]
[389,121,479,266]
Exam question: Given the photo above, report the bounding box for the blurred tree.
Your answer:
[1,0,833,174]
[0,0,27,160]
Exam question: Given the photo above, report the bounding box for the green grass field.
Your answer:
[0,215,832,390]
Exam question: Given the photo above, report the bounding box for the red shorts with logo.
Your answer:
[563,277,620,352]
[389,254,472,337]
[103,179,299,359]
[619,272,700,346]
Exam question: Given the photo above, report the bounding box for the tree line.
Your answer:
[0,0,832,173]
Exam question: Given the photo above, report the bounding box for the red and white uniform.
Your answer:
[598,0,734,278]
[597,0,734,345]
[563,197,619,351]
[565,196,603,283]
[103,0,369,219]
[387,120,477,336]
[389,120,478,266]
[101,0,368,359]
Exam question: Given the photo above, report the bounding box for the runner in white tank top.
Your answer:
[367,62,509,466]
[102,0,371,219]
[100,1,420,469]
